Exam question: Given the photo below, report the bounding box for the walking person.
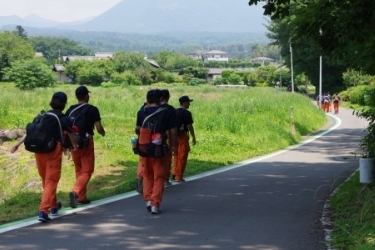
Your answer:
[333,94,341,114]
[135,89,176,214]
[67,86,105,208]
[172,95,196,182]
[160,89,177,187]
[10,92,79,222]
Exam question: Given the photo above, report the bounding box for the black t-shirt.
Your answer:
[48,109,74,140]
[136,106,174,131]
[176,108,193,132]
[161,103,177,128]
[66,104,101,136]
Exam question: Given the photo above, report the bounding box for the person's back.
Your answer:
[68,86,105,209]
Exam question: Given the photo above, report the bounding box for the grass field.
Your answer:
[0,83,326,224]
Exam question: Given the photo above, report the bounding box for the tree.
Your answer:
[249,0,375,75]
[77,65,104,86]
[14,25,27,40]
[65,59,89,82]
[4,58,56,90]
[113,51,150,73]
[0,31,34,80]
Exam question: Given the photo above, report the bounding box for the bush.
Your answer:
[4,58,56,90]
[213,77,224,85]
[227,73,242,85]
[111,71,142,86]
[348,85,370,105]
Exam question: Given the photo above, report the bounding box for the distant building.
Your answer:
[251,57,275,65]
[95,52,114,59]
[52,64,70,82]
[63,56,97,62]
[203,50,229,63]
[206,68,223,82]
[145,58,161,68]
[34,52,44,57]
[187,50,208,60]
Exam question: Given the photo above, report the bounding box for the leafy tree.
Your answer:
[183,67,208,79]
[92,59,114,78]
[3,58,56,90]
[29,36,93,64]
[77,65,104,86]
[0,31,34,80]
[111,71,142,86]
[65,59,90,82]
[113,51,150,73]
[14,25,27,40]
[228,73,242,85]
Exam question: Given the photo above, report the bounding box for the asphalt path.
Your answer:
[0,106,368,250]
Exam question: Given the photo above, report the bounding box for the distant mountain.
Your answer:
[74,0,267,33]
[0,14,59,28]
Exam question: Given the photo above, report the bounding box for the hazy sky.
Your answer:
[0,0,122,22]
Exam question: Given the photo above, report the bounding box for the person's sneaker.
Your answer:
[69,191,78,208]
[164,180,173,187]
[174,179,185,182]
[38,211,51,223]
[136,178,143,194]
[151,206,161,214]
[50,201,62,216]
[146,201,151,212]
[77,199,91,205]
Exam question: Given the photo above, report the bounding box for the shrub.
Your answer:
[213,77,224,85]
[348,85,370,105]
[111,71,142,86]
[3,58,56,90]
[227,73,242,85]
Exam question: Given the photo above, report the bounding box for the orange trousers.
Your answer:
[172,132,190,181]
[162,146,173,179]
[137,156,146,178]
[35,142,62,214]
[71,138,95,201]
[333,102,339,113]
[143,157,168,207]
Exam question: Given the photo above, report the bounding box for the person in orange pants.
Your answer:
[333,94,341,114]
[172,95,196,182]
[67,86,105,208]
[135,89,176,214]
[160,89,177,187]
[11,92,78,222]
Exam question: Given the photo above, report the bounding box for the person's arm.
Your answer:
[187,124,196,145]
[168,128,177,155]
[10,134,26,153]
[94,121,105,136]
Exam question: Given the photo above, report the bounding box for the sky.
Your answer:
[0,0,122,22]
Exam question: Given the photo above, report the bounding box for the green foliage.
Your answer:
[0,31,34,79]
[29,36,92,65]
[110,71,142,86]
[77,66,104,86]
[227,73,242,85]
[221,70,235,80]
[3,58,56,90]
[343,70,375,87]
[113,51,150,73]
[64,59,90,81]
[187,78,202,86]
[213,77,224,85]
[151,50,198,71]
[183,66,209,79]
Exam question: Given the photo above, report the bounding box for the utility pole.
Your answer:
[289,38,294,93]
[319,29,323,109]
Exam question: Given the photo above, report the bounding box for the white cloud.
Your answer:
[0,0,122,22]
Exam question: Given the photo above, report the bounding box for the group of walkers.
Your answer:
[316,92,341,114]
[11,86,105,222]
[134,89,196,214]
[10,86,195,221]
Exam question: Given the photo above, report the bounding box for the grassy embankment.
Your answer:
[0,83,326,224]
[328,101,375,250]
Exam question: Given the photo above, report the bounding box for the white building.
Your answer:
[203,50,229,63]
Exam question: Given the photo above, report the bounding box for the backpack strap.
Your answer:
[68,103,89,117]
[45,112,63,141]
[141,107,167,127]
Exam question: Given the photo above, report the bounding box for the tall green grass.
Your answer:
[0,84,326,223]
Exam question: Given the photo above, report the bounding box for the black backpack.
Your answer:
[62,103,90,149]
[24,112,63,153]
[137,107,169,158]
[176,108,187,135]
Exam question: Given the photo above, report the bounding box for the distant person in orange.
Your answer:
[323,93,330,112]
[172,96,196,182]
[333,94,341,114]
[67,86,105,208]
[10,92,78,222]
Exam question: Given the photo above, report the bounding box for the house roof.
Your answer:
[187,50,209,55]
[95,52,114,58]
[53,64,65,72]
[145,59,160,68]
[207,68,223,75]
[204,50,228,55]
[34,52,44,57]
[251,57,275,62]
[64,56,97,62]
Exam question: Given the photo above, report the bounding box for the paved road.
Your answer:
[0,107,368,250]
